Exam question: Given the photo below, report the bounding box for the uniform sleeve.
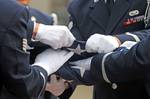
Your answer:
[0,1,47,98]
[116,29,150,43]
[57,29,150,88]
[90,32,150,85]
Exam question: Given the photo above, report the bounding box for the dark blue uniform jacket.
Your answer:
[0,0,48,99]
[57,0,150,99]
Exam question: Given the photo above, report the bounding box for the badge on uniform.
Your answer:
[22,38,27,52]
[129,10,139,16]
[123,15,144,27]
[123,10,144,27]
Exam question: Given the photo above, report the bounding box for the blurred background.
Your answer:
[30,0,93,99]
[30,0,69,25]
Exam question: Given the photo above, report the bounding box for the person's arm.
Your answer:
[0,0,47,98]
[116,29,150,44]
[57,33,150,86]
[0,1,73,98]
[85,29,150,54]
[89,34,150,86]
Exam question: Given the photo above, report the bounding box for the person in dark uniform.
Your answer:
[18,1,74,99]
[55,0,150,99]
[17,0,74,99]
[16,0,55,64]
[59,29,150,98]
[0,0,75,99]
[86,31,150,98]
[0,0,58,99]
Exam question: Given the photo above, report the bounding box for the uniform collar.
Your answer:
[89,0,130,33]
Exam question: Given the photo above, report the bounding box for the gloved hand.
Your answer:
[32,49,74,75]
[86,34,120,53]
[120,41,137,49]
[34,24,75,49]
[45,75,69,96]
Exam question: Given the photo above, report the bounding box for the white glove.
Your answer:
[32,49,74,75]
[120,41,137,49]
[86,34,120,53]
[35,24,75,49]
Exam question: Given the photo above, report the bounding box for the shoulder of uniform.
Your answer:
[69,0,90,8]
[29,7,45,17]
[68,0,90,14]
[29,7,53,25]
[0,0,27,28]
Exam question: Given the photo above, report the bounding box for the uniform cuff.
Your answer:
[115,34,135,44]
[91,53,118,89]
[32,65,48,77]
[90,53,106,83]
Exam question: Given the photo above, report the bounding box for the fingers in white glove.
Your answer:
[32,49,74,75]
[35,24,75,49]
[120,41,137,49]
[86,34,119,53]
